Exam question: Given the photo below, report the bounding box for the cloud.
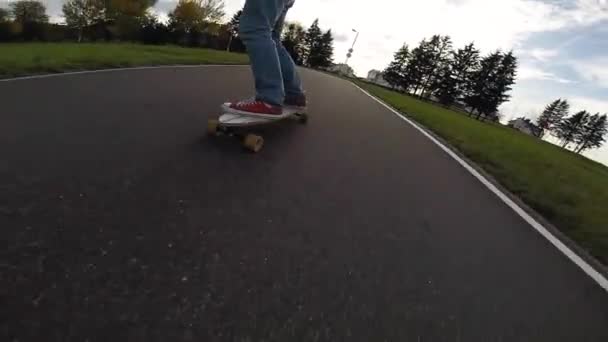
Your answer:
[570,57,608,88]
[569,96,608,113]
[525,48,560,62]
[332,32,350,43]
[517,64,574,84]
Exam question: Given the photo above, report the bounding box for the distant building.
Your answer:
[508,117,541,136]
[329,63,355,77]
[366,69,390,87]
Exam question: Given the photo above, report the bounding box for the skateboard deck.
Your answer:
[207,110,308,152]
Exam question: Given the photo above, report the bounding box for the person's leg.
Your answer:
[272,1,304,101]
[238,0,286,106]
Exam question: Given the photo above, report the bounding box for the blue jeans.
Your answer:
[239,0,303,106]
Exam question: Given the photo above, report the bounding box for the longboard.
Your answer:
[207,110,308,152]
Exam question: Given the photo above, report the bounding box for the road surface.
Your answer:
[1,67,607,341]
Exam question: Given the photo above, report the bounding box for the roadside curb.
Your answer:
[0,64,249,82]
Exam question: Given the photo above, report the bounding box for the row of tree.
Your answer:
[536,99,607,153]
[0,1,335,67]
[383,37,517,121]
[281,19,334,69]
[0,0,244,51]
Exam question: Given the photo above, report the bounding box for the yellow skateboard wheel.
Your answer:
[207,119,219,135]
[243,134,264,153]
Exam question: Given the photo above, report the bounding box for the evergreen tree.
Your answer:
[404,40,429,95]
[554,110,590,148]
[574,113,608,153]
[464,50,516,118]
[418,35,452,97]
[433,42,480,106]
[304,19,333,68]
[482,50,517,118]
[383,44,410,91]
[303,19,322,67]
[316,29,334,68]
[464,50,503,116]
[536,99,570,137]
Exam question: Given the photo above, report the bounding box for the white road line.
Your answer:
[353,83,608,292]
[0,64,248,82]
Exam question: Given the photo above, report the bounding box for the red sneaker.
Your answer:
[222,99,285,118]
[284,93,307,114]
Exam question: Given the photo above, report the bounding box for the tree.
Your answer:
[9,0,48,23]
[303,19,323,67]
[464,51,502,116]
[418,35,452,97]
[484,50,517,118]
[433,42,480,106]
[0,7,15,41]
[554,110,590,148]
[383,44,410,91]
[169,0,224,33]
[106,0,157,17]
[403,41,428,95]
[536,99,570,137]
[464,50,517,119]
[226,9,241,51]
[574,113,607,153]
[282,22,306,65]
[105,0,157,40]
[0,8,10,22]
[140,13,170,44]
[315,29,334,68]
[302,19,333,68]
[63,0,106,42]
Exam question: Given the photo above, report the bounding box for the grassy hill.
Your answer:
[0,43,248,78]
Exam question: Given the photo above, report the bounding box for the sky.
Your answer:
[4,0,608,165]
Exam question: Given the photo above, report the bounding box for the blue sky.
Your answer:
[5,0,608,164]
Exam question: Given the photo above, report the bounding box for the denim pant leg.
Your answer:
[272,2,304,97]
[239,0,286,106]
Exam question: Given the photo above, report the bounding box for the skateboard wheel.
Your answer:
[207,119,219,135]
[299,113,309,124]
[243,134,264,153]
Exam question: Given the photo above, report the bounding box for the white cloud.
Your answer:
[518,64,574,84]
[526,48,560,62]
[570,57,608,88]
[569,96,608,113]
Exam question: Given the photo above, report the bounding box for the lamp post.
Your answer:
[345,29,359,65]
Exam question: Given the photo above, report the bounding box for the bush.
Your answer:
[0,22,20,41]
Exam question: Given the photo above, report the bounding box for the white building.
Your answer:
[366,69,390,87]
[329,63,355,77]
[508,117,541,136]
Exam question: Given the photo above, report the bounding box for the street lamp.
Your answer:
[345,29,359,65]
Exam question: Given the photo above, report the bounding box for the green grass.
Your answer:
[0,42,248,78]
[356,81,608,264]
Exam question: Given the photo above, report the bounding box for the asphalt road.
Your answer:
[1,67,607,341]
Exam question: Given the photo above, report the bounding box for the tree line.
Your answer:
[0,0,243,51]
[281,19,334,69]
[0,0,335,67]
[532,99,607,154]
[383,36,517,121]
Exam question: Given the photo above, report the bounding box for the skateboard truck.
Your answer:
[207,111,308,153]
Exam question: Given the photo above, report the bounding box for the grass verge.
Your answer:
[0,42,248,78]
[356,80,608,265]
